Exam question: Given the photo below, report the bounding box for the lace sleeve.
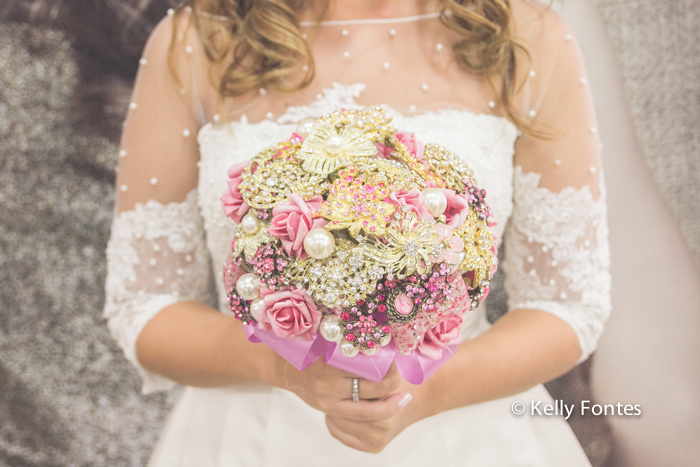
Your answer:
[103,10,214,393]
[104,192,212,393]
[503,3,612,361]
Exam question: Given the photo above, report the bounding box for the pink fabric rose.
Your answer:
[375,132,425,160]
[267,194,327,259]
[389,189,433,221]
[417,315,463,360]
[440,188,471,229]
[221,161,250,223]
[256,286,321,340]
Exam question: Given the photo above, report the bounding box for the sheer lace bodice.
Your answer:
[104,0,611,393]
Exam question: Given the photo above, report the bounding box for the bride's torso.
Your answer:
[185,5,538,336]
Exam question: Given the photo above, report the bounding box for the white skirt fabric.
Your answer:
[148,382,591,467]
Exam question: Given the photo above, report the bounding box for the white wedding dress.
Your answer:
[104,2,611,465]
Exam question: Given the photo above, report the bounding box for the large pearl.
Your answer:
[303,228,336,259]
[295,117,316,137]
[361,345,379,357]
[236,273,261,300]
[450,251,467,274]
[421,188,448,218]
[319,315,342,343]
[240,212,261,234]
[249,297,266,321]
[340,340,359,358]
[379,333,392,347]
[324,133,345,155]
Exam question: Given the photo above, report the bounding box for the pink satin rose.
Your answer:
[439,188,471,229]
[417,315,463,360]
[267,194,327,259]
[375,132,425,160]
[256,286,321,340]
[221,161,250,223]
[389,189,433,221]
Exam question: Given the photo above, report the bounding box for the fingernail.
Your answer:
[398,393,412,409]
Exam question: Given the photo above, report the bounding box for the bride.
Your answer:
[104,0,611,464]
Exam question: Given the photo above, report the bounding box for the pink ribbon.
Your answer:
[245,325,456,383]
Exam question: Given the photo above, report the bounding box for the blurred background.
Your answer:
[0,0,698,465]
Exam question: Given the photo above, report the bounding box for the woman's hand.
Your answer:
[324,377,430,453]
[273,357,409,420]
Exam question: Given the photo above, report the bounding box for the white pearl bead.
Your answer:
[361,346,379,357]
[436,43,443,51]
[319,315,342,343]
[185,255,192,262]
[139,58,147,65]
[150,177,158,185]
[183,129,190,137]
[266,112,273,119]
[528,109,537,117]
[129,102,137,109]
[340,340,359,358]
[565,34,572,41]
[590,127,597,133]
[324,133,345,155]
[296,117,316,137]
[450,251,467,274]
[119,184,128,192]
[302,33,307,39]
[259,88,267,96]
[302,64,309,71]
[488,101,496,109]
[589,166,597,174]
[185,46,193,54]
[529,70,536,77]
[265,175,278,187]
[379,333,392,346]
[383,62,390,70]
[421,83,429,91]
[343,51,350,58]
[249,298,267,321]
[236,273,262,301]
[176,268,184,276]
[421,188,448,217]
[554,159,562,166]
[580,77,588,84]
[389,29,396,36]
[304,228,336,259]
[409,105,417,112]
[240,211,262,234]
[149,259,156,266]
[156,277,164,285]
[167,8,174,15]
[119,150,127,157]
[341,29,349,36]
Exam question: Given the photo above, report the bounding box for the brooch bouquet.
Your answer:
[221,108,496,383]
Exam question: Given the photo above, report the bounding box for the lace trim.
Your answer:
[503,167,612,361]
[104,190,212,393]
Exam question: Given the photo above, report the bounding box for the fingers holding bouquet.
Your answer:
[274,357,405,418]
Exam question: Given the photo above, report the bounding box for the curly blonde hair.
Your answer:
[173,0,535,133]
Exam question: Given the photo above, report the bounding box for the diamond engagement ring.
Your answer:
[352,378,360,402]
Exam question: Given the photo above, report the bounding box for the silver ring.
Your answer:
[352,378,360,402]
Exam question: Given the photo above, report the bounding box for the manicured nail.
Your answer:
[398,393,412,409]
